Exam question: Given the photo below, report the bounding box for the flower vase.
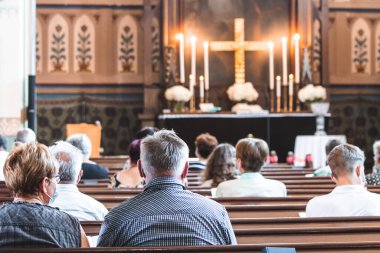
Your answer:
[172,101,185,113]
[310,102,330,136]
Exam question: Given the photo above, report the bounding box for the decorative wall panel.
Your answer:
[74,15,95,73]
[351,18,371,74]
[48,14,69,72]
[36,18,43,73]
[152,17,160,73]
[117,15,138,73]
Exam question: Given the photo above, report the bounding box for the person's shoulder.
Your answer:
[264,177,286,188]
[218,178,240,188]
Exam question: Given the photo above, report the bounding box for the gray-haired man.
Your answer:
[49,141,108,221]
[98,130,236,246]
[306,143,380,217]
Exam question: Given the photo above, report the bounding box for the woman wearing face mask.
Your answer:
[0,142,89,248]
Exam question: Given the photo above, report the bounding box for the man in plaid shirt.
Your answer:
[97,130,236,246]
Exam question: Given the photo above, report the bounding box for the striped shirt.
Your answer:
[97,177,236,246]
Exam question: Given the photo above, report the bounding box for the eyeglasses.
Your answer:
[51,174,60,184]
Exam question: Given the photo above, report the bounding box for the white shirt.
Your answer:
[50,184,108,221]
[0,151,9,181]
[216,172,287,197]
[306,185,380,217]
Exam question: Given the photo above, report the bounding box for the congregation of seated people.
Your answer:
[2,127,380,249]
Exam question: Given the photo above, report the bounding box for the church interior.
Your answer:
[2,0,380,251]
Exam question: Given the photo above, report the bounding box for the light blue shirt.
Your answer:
[49,184,108,221]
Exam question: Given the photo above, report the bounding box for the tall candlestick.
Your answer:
[176,33,185,84]
[294,34,300,84]
[276,76,281,112]
[276,76,281,97]
[289,74,294,113]
[190,36,197,86]
[189,74,194,95]
[268,41,274,90]
[289,74,294,96]
[199,76,204,103]
[281,37,288,86]
[203,42,209,90]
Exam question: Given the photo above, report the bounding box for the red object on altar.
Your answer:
[286,151,295,165]
[269,150,278,164]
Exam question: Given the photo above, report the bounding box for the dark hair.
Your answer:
[195,133,218,159]
[136,127,159,140]
[325,139,343,155]
[204,143,237,187]
[236,138,269,172]
[128,139,142,164]
[0,135,7,150]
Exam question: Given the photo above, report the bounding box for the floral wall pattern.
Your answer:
[152,17,161,73]
[37,96,143,155]
[351,18,371,74]
[117,15,137,73]
[376,21,380,73]
[36,18,42,73]
[74,15,95,73]
[48,14,69,72]
[312,19,321,84]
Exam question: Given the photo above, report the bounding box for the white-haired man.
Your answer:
[49,141,108,221]
[97,130,236,246]
[306,143,380,217]
[66,134,108,179]
[13,128,36,148]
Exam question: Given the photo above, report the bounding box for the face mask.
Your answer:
[47,190,59,205]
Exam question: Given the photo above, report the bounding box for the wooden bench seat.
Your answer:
[80,216,380,236]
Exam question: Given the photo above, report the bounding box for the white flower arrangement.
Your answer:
[164,85,192,102]
[298,84,327,103]
[226,82,259,102]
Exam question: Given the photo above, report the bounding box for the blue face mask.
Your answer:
[47,190,59,205]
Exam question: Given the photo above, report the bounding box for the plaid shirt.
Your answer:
[97,177,236,246]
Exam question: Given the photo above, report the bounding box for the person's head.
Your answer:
[194,133,218,160]
[128,139,141,165]
[4,142,59,204]
[373,140,380,165]
[13,128,36,148]
[325,139,343,155]
[236,138,269,173]
[139,130,189,183]
[0,134,7,151]
[136,127,159,140]
[328,143,365,185]
[49,141,84,184]
[204,143,237,187]
[66,134,92,161]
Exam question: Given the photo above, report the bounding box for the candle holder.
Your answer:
[289,95,293,113]
[205,90,209,103]
[295,82,301,112]
[189,95,196,112]
[276,96,281,113]
[199,96,205,104]
[270,89,275,113]
[282,86,288,113]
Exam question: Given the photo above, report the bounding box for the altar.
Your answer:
[159,112,330,162]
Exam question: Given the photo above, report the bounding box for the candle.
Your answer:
[190,36,197,86]
[189,74,194,95]
[268,41,274,90]
[203,42,209,90]
[294,34,300,84]
[199,75,204,98]
[281,37,288,86]
[176,33,185,84]
[289,74,294,96]
[276,76,281,97]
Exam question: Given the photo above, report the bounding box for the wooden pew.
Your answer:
[81,216,380,236]
[4,242,380,253]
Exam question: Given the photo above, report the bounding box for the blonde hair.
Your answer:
[4,142,58,196]
[236,138,269,172]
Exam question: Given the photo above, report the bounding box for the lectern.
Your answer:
[66,123,102,158]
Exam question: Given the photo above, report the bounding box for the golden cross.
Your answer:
[210,18,268,84]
